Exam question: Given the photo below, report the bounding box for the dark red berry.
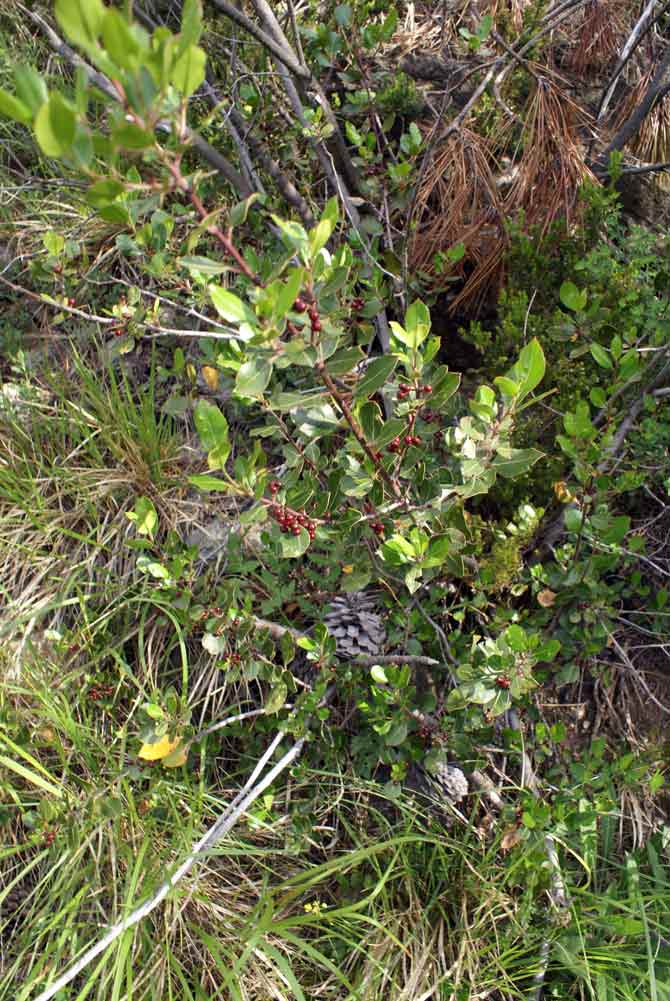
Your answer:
[311,318,322,332]
[497,676,511,689]
[270,480,281,494]
[422,384,432,395]
[308,306,319,321]
[404,435,414,446]
[292,525,302,535]
[294,298,307,313]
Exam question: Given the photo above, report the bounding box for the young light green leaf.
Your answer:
[0,88,31,125]
[265,681,288,714]
[188,473,231,492]
[55,0,105,50]
[171,43,206,97]
[34,93,76,156]
[235,358,273,398]
[13,67,48,115]
[370,665,388,684]
[279,526,311,558]
[179,0,203,49]
[504,338,545,402]
[193,400,231,469]
[126,496,158,539]
[209,285,256,326]
[102,10,142,70]
[404,299,431,345]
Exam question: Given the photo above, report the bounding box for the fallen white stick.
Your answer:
[33,735,305,1001]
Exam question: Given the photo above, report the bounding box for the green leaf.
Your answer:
[271,215,309,256]
[493,375,520,400]
[404,299,431,346]
[188,473,231,492]
[589,343,612,369]
[373,417,405,448]
[179,0,203,49]
[179,255,231,276]
[209,285,256,326]
[279,526,311,558]
[43,231,65,256]
[111,122,155,149]
[265,681,288,714]
[326,346,365,376]
[559,280,587,312]
[0,88,31,125]
[86,178,125,208]
[276,268,304,319]
[55,0,105,50]
[229,191,263,226]
[13,67,47,116]
[171,43,206,97]
[492,447,543,479]
[564,507,583,533]
[309,217,334,258]
[385,719,409,746]
[235,358,273,398]
[193,400,231,470]
[126,496,158,539]
[354,356,396,400]
[102,10,141,70]
[505,338,545,401]
[429,367,461,407]
[34,94,76,156]
[380,535,416,565]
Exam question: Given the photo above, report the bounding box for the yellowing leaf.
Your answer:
[138,733,181,761]
[537,589,556,608]
[202,365,220,390]
[553,481,574,503]
[342,564,354,574]
[161,744,189,768]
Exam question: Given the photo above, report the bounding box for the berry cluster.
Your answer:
[388,433,421,453]
[293,297,322,333]
[496,675,511,689]
[351,296,365,312]
[43,828,57,847]
[398,383,432,400]
[421,409,440,423]
[269,503,317,540]
[371,521,385,536]
[88,683,114,701]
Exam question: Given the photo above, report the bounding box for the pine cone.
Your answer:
[323,591,386,658]
[408,761,469,806]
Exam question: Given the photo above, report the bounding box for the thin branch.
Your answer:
[597,0,670,124]
[207,0,310,81]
